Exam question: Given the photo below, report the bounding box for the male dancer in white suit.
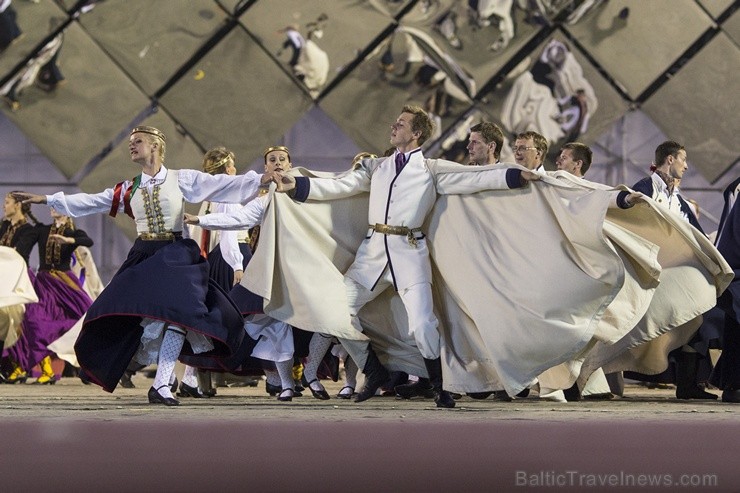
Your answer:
[279,105,539,407]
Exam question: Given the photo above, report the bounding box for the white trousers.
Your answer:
[341,269,440,366]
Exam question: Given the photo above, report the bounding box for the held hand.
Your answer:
[12,192,46,204]
[233,269,244,286]
[260,171,274,185]
[47,234,74,245]
[275,173,296,193]
[183,213,200,225]
[624,192,643,207]
[520,170,541,183]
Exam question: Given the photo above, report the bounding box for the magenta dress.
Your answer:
[4,222,93,372]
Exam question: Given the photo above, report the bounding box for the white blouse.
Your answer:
[46,166,263,228]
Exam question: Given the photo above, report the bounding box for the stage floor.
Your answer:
[1,375,737,492]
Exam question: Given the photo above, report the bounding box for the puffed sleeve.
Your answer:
[178,169,263,205]
[199,195,268,231]
[46,187,119,217]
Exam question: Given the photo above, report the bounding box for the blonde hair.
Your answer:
[203,147,235,175]
[131,126,166,161]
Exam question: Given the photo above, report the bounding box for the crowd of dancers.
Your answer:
[1,105,737,408]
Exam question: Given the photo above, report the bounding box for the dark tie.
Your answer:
[395,153,406,175]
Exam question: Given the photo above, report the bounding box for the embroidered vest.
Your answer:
[130,169,184,234]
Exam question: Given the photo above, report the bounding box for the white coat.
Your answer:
[304,151,518,291]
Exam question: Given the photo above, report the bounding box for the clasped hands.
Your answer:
[262,169,296,193]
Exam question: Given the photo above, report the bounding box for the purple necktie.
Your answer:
[395,153,405,175]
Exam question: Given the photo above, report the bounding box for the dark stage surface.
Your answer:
[0,375,738,492]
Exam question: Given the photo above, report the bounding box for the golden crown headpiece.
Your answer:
[204,155,232,174]
[263,145,291,160]
[130,126,165,141]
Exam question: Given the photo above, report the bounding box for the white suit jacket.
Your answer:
[297,151,521,291]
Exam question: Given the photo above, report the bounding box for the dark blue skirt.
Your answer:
[207,242,252,292]
[74,238,244,392]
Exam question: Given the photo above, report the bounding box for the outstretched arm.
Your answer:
[615,191,643,209]
[184,196,267,231]
[178,169,268,205]
[15,188,119,218]
[432,160,536,195]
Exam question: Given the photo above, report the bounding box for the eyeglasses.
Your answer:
[512,146,537,153]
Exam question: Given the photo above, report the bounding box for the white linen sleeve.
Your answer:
[430,159,515,195]
[46,187,119,217]
[199,195,267,231]
[214,203,244,271]
[306,168,371,200]
[178,168,263,205]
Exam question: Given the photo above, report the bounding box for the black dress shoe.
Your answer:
[354,346,390,403]
[563,383,581,402]
[177,382,206,398]
[148,386,180,406]
[722,389,740,403]
[277,388,294,402]
[467,391,493,400]
[434,390,456,408]
[582,392,614,401]
[336,386,355,399]
[119,372,135,389]
[493,390,513,402]
[306,379,330,400]
[395,379,434,399]
[266,381,281,396]
[676,386,718,400]
[170,377,179,394]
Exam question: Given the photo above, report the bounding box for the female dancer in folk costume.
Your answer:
[185,145,334,401]
[1,192,39,380]
[5,208,93,384]
[0,246,38,380]
[179,147,255,398]
[1,192,38,265]
[14,126,270,405]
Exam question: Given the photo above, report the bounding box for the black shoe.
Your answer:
[583,392,614,401]
[434,390,456,408]
[355,383,382,403]
[148,386,180,406]
[177,382,206,398]
[721,389,740,403]
[306,379,330,400]
[563,383,581,402]
[676,386,718,400]
[336,386,355,399]
[422,357,455,408]
[266,381,281,396]
[170,377,178,394]
[354,346,390,403]
[516,388,530,398]
[493,391,513,402]
[119,372,135,389]
[467,391,493,400]
[277,388,294,402]
[395,379,434,399]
